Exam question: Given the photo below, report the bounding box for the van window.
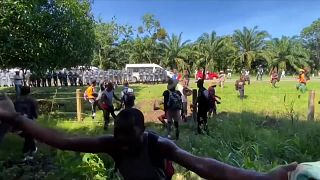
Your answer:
[155,67,161,72]
[126,66,159,72]
[127,67,139,72]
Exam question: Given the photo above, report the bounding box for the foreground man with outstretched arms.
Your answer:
[0,99,296,180]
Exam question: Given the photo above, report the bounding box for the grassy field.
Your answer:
[1,78,320,179]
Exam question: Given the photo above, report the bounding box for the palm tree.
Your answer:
[161,33,190,69]
[218,36,238,70]
[265,36,310,73]
[233,26,269,69]
[192,31,227,78]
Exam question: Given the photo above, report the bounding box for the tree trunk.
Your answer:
[99,48,102,69]
[202,59,207,80]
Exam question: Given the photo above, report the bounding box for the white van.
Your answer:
[125,64,173,82]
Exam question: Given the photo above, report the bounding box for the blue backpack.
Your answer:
[167,91,182,110]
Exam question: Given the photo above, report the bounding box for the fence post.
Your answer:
[307,90,315,121]
[76,89,82,121]
[192,89,197,124]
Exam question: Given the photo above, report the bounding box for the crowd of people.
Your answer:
[0,69,137,89]
[0,80,298,180]
[0,66,313,179]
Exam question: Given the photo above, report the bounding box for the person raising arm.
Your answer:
[0,101,296,180]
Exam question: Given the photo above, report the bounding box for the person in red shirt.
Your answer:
[270,70,279,88]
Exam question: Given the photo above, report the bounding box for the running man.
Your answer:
[85,80,98,119]
[163,79,182,139]
[296,69,307,93]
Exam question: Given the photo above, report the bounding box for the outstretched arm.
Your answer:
[158,137,296,180]
[0,110,115,154]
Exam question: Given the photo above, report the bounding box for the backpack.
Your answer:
[167,91,182,110]
[83,90,88,101]
[113,132,175,180]
[122,89,135,107]
[98,93,109,110]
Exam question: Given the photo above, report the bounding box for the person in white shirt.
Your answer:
[281,69,286,79]
[100,82,121,130]
[14,71,23,97]
[177,84,191,122]
[6,71,11,87]
[0,71,6,87]
[120,82,135,109]
[25,71,31,86]
[9,71,15,87]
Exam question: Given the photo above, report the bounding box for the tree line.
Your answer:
[1,1,319,75]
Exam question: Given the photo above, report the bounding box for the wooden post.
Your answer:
[307,90,315,121]
[76,89,82,121]
[192,89,197,123]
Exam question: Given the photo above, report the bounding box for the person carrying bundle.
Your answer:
[270,70,279,88]
[296,69,307,93]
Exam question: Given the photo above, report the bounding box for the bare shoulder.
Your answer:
[157,136,179,154]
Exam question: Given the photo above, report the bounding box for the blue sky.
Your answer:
[92,0,320,41]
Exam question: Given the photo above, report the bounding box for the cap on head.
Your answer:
[167,78,178,90]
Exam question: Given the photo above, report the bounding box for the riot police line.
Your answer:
[0,68,170,87]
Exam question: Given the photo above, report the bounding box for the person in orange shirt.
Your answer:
[85,80,98,119]
[296,69,307,93]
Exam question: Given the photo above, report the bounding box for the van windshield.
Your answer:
[127,67,154,72]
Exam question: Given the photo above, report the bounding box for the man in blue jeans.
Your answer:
[14,71,23,97]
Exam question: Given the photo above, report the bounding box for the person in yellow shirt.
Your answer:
[85,80,98,119]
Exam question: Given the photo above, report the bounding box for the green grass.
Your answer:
[1,79,320,179]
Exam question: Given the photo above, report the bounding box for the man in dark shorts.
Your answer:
[14,86,38,160]
[235,75,246,99]
[0,106,297,180]
[163,79,182,139]
[197,79,209,134]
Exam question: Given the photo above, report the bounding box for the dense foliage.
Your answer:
[0,0,95,73]
[94,17,319,74]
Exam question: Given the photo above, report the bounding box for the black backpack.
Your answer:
[122,90,135,108]
[167,91,182,110]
